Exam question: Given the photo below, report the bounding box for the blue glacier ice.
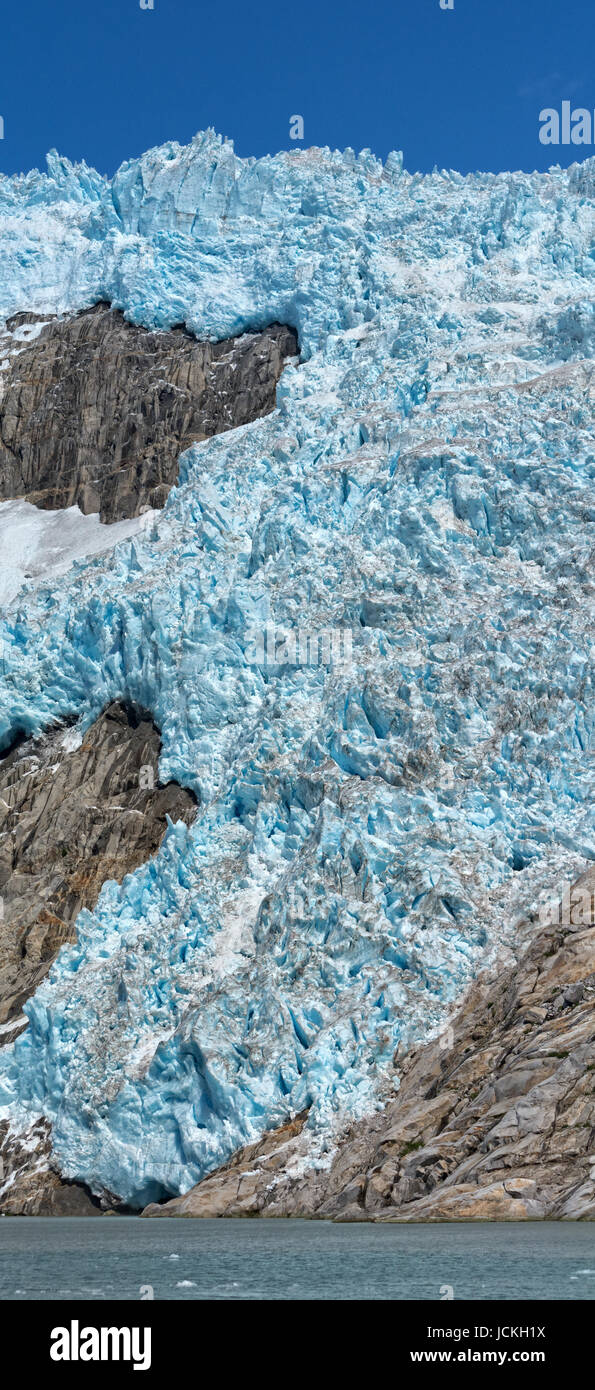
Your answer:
[0,131,594,1204]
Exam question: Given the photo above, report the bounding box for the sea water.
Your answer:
[1,1219,594,1301]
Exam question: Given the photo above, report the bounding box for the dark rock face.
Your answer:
[0,304,298,522]
[0,701,196,1025]
[0,1117,102,1216]
[144,868,595,1222]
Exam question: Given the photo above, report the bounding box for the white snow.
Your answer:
[0,500,158,610]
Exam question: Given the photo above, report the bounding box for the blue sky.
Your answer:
[1,0,594,177]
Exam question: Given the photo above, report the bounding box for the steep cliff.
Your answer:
[0,701,197,1026]
[0,305,297,521]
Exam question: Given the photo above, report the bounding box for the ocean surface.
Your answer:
[0,1219,594,1300]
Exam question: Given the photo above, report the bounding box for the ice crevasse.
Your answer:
[0,131,593,1204]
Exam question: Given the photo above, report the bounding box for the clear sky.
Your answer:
[1,0,594,178]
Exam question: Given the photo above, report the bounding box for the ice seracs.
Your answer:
[0,134,593,1206]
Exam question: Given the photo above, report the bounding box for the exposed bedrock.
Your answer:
[0,1116,103,1216]
[0,304,298,522]
[145,867,595,1222]
[0,701,197,1026]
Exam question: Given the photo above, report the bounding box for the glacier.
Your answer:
[0,130,594,1204]
[0,500,158,608]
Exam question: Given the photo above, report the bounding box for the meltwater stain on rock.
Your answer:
[0,303,298,522]
[0,701,196,1025]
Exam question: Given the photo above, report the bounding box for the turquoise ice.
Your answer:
[0,133,593,1203]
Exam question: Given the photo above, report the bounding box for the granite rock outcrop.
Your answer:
[0,304,297,521]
